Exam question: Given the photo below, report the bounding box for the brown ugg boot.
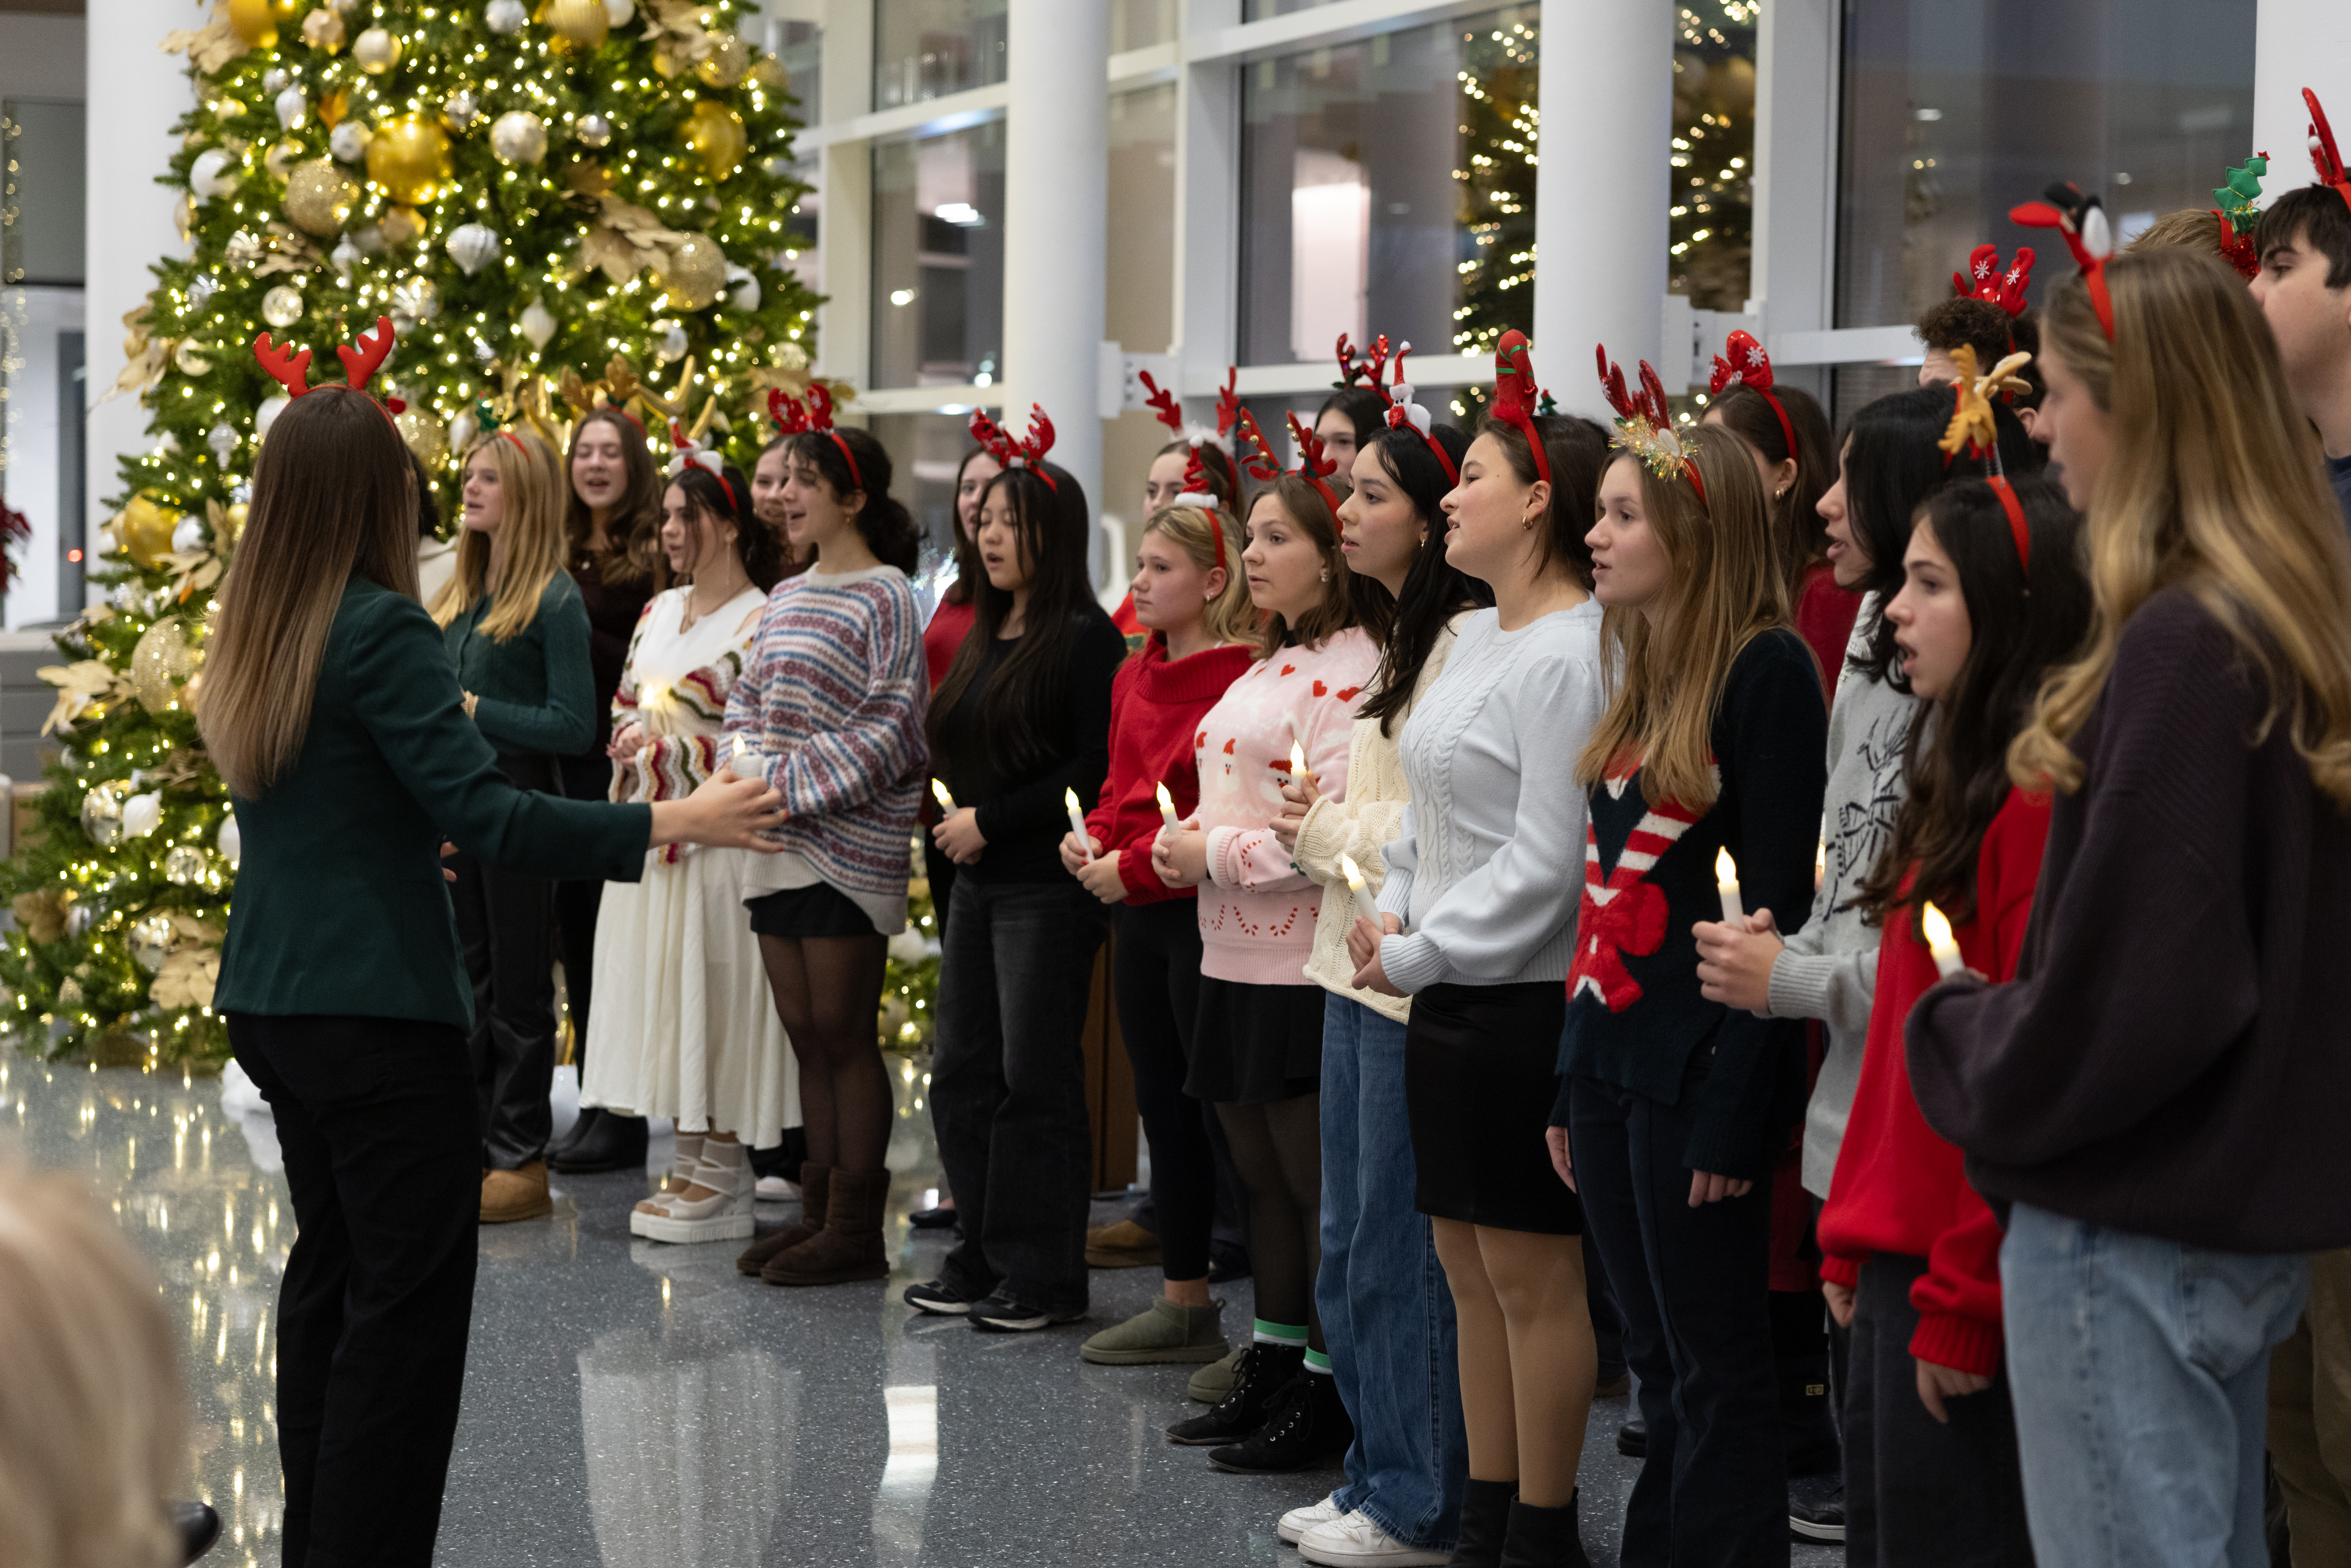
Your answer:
[736,1163,831,1275]
[761,1167,890,1286]
[480,1163,552,1224]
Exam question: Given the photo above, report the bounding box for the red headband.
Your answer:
[1365,342,1459,483]
[1492,330,1551,485]
[967,404,1059,492]
[768,384,862,490]
[1706,330,1795,463]
[1231,408,1341,514]
[667,419,737,510]
[1952,244,2035,318]
[253,314,404,427]
[1334,332,1392,390]
[1170,445,1229,571]
[1988,475,2031,578]
[2011,183,2114,340]
[2307,89,2351,216]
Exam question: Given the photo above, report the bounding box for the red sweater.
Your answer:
[1794,562,1862,703]
[924,596,977,690]
[1818,786,2050,1377]
[1085,636,1253,905]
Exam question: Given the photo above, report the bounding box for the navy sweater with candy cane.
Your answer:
[1554,629,1827,1179]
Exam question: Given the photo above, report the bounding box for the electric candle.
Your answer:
[1715,847,1744,922]
[931,777,956,812]
[1154,781,1179,831]
[1289,741,1307,780]
[1814,838,1827,892]
[1920,902,1964,979]
[1339,852,1367,893]
[1064,787,1094,862]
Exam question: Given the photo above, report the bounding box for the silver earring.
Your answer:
[1319,567,1331,583]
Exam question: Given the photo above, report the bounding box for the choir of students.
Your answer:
[384,99,2351,1568]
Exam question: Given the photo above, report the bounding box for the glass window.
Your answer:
[1245,0,1347,20]
[1237,8,1539,368]
[1672,3,1758,312]
[1107,84,1177,355]
[871,122,1007,390]
[770,17,822,121]
[874,0,1009,112]
[3,99,87,287]
[1836,0,2257,330]
[780,154,820,300]
[869,412,983,566]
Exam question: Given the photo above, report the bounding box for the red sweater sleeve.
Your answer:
[1907,793,2051,1375]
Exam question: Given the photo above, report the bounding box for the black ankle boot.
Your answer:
[1164,1342,1303,1445]
[1497,1494,1589,1568]
[549,1109,648,1173]
[1206,1368,1353,1473]
[1447,1478,1517,1568]
[546,1106,601,1163]
[1615,1414,1646,1457]
[171,1500,221,1562]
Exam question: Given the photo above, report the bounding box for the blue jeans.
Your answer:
[2001,1202,2308,1568]
[1317,992,1468,1550]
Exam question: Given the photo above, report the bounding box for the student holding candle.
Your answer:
[907,408,1127,1332]
[1907,243,2351,1568]
[1815,474,2089,1566]
[1153,425,1379,1473]
[1554,351,1828,1567]
[429,426,598,1225]
[1063,492,1255,1369]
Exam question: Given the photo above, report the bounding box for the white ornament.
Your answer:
[123,791,164,840]
[275,86,307,130]
[206,422,239,463]
[329,237,360,278]
[725,264,760,312]
[190,148,238,202]
[262,67,290,94]
[111,582,143,612]
[488,110,548,166]
[187,274,219,311]
[256,394,291,438]
[658,322,688,362]
[261,284,305,329]
[443,90,479,129]
[519,299,558,349]
[486,0,527,34]
[447,222,502,275]
[448,410,479,450]
[886,927,928,964]
[603,0,633,23]
[217,812,241,869]
[472,336,497,363]
[329,120,371,163]
[575,112,613,149]
[172,516,207,554]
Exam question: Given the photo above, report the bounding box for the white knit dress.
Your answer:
[581,586,799,1141]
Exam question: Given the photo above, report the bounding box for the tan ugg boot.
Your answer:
[761,1167,890,1286]
[736,1163,831,1275]
[480,1162,552,1224]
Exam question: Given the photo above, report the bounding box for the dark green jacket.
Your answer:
[441,572,595,756]
[215,578,651,1028]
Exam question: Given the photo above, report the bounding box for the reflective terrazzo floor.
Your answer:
[4,1055,1837,1567]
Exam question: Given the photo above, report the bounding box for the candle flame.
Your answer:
[1921,901,1957,953]
[731,734,749,759]
[1714,847,1738,885]
[931,778,955,810]
[1063,787,1082,811]
[1339,851,1366,889]
[1289,741,1306,776]
[1155,782,1175,811]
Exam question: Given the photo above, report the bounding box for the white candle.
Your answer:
[1339,851,1367,894]
[1154,781,1179,831]
[731,733,755,765]
[1289,740,1307,780]
[1920,901,1964,979]
[1715,847,1744,922]
[1064,786,1094,863]
[931,777,956,812]
[1814,838,1827,892]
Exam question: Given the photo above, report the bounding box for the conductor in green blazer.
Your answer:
[204,374,782,1568]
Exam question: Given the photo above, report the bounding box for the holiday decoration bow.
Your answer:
[2010,182,2114,339]
[1937,344,2034,467]
[968,404,1059,490]
[2308,89,2351,216]
[1597,343,1705,506]
[1706,330,1797,460]
[1951,245,2036,317]
[1565,876,1668,1014]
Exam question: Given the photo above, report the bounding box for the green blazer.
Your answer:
[441,572,595,756]
[215,578,652,1029]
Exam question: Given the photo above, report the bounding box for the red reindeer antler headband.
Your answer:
[2307,88,2351,217]
[1169,446,1230,571]
[1492,330,1551,485]
[1139,370,1184,438]
[1706,329,1796,465]
[1367,340,1459,484]
[1951,244,2035,318]
[967,404,1059,491]
[1597,343,1706,508]
[1334,333,1391,390]
[667,419,737,510]
[768,383,862,490]
[253,315,404,425]
[1232,408,1341,514]
[2010,182,2114,340]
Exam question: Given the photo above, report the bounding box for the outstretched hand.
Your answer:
[659,766,787,852]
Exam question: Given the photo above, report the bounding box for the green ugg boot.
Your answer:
[1080,1297,1228,1365]
[1187,1341,1246,1402]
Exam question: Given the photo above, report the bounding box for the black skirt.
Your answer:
[1407,980,1582,1235]
[745,882,875,939]
[1185,977,1326,1105]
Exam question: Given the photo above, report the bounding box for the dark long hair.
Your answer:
[1844,386,2035,685]
[564,406,665,587]
[926,461,1106,773]
[1356,423,1490,736]
[1711,382,1834,605]
[943,445,992,606]
[791,428,921,575]
[1316,387,1390,452]
[1853,476,2090,926]
[671,463,786,593]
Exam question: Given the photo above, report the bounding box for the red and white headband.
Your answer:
[768,383,863,490]
[667,420,737,509]
[2307,88,2351,216]
[1706,329,1795,463]
[1365,341,1458,484]
[2010,182,2114,340]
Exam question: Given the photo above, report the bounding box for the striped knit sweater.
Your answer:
[607,586,761,864]
[722,565,928,930]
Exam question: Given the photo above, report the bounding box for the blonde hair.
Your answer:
[2010,249,2351,805]
[1576,437,1787,808]
[430,430,568,639]
[1141,503,1256,646]
[0,1162,187,1568]
[201,388,423,798]
[2123,206,2233,263]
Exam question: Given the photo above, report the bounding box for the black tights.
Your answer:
[1215,1094,1323,1347]
[758,933,892,1173]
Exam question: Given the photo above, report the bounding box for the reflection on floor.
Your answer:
[4,1055,1837,1567]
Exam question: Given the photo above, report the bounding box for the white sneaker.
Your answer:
[1278,1494,1345,1546]
[1298,1512,1451,1566]
[755,1174,798,1202]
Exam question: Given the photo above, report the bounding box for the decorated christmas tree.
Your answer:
[1,0,830,1066]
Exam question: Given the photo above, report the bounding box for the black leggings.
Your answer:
[757,933,893,1173]
[1216,1094,1323,1346]
[1114,901,1217,1282]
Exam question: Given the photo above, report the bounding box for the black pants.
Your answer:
[228,1013,479,1568]
[552,752,612,1069]
[1845,1252,2034,1568]
[1114,900,1216,1281]
[931,878,1107,1310]
[450,753,558,1169]
[1570,1072,1786,1568]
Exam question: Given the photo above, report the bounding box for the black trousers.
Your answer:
[449,753,558,1169]
[1845,1253,2035,1568]
[552,752,613,1070]
[1570,1071,1787,1568]
[1114,899,1216,1282]
[228,1012,479,1568]
[931,878,1108,1310]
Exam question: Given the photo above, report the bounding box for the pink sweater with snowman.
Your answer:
[1193,628,1381,985]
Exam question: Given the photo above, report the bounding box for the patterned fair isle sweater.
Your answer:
[722,564,929,935]
[606,584,765,864]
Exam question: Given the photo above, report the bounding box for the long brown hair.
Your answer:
[200,388,421,798]
[430,430,569,639]
[1710,382,1833,605]
[2009,248,2351,806]
[1247,472,1371,658]
[1576,438,1784,809]
[563,406,664,587]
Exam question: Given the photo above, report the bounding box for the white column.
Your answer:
[1532,0,1673,418]
[1749,0,1839,405]
[2253,0,2351,209]
[83,0,198,616]
[1002,0,1108,518]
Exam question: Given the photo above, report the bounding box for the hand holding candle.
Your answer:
[1289,740,1308,781]
[1154,781,1180,832]
[931,777,957,813]
[1064,787,1094,862]
[1715,847,1744,922]
[1920,901,1964,979]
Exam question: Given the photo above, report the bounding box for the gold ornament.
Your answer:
[379,204,428,248]
[750,54,786,90]
[164,845,211,887]
[283,157,359,235]
[130,618,197,713]
[365,116,452,204]
[118,494,181,567]
[214,500,250,554]
[173,339,214,376]
[544,0,610,50]
[679,100,746,180]
[263,138,304,181]
[261,285,304,328]
[655,233,728,309]
[226,0,284,47]
[695,32,750,88]
[352,26,402,73]
[488,110,549,166]
[394,405,449,467]
[302,7,346,52]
